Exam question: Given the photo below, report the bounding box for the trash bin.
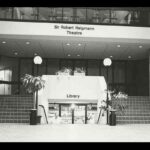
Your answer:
[30,109,37,125]
[109,110,116,126]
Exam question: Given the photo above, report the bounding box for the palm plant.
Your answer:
[21,74,45,109]
[100,91,128,115]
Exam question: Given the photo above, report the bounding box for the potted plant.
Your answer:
[21,74,45,125]
[56,67,72,75]
[100,90,128,126]
[74,67,85,76]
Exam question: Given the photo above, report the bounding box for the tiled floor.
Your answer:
[0,124,150,142]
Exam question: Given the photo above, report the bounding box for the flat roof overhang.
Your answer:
[0,21,150,60]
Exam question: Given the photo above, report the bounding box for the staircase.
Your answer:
[116,96,150,124]
[0,95,33,123]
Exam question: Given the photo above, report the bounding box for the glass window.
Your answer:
[38,7,52,21]
[0,84,5,95]
[74,60,86,74]
[101,65,112,84]
[76,8,86,22]
[63,8,73,22]
[13,7,38,20]
[0,69,12,81]
[47,59,59,75]
[114,62,125,83]
[60,60,73,74]
[20,59,32,78]
[0,56,18,82]
[20,84,31,95]
[113,84,126,93]
[52,8,63,21]
[11,84,19,95]
[34,59,46,76]
[126,61,136,84]
[87,8,101,24]
[110,10,132,24]
[137,11,148,26]
[127,85,137,96]
[0,7,12,19]
[87,60,99,76]
[148,12,150,26]
[0,83,11,95]
[99,10,110,24]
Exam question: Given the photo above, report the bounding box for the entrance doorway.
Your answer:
[48,103,97,124]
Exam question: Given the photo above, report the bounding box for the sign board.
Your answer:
[1,21,150,40]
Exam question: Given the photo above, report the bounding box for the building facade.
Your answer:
[0,7,150,124]
[0,7,150,96]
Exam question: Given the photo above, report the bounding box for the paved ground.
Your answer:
[0,124,150,142]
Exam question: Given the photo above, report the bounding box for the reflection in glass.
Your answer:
[100,10,110,24]
[0,84,11,95]
[111,10,132,24]
[53,8,63,21]
[74,60,86,75]
[47,60,59,75]
[39,8,63,21]
[76,8,86,22]
[0,69,12,81]
[87,60,99,76]
[87,8,101,23]
[38,7,52,21]
[114,62,125,83]
[13,7,38,20]
[63,8,73,22]
[20,59,32,78]
[0,7,12,19]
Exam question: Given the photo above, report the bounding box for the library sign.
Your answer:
[53,24,95,36]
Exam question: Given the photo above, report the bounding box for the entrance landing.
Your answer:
[0,124,150,142]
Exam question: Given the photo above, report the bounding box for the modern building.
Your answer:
[0,7,150,124]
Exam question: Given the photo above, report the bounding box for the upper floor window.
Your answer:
[13,7,38,20]
[87,8,101,23]
[0,7,149,27]
[63,8,74,22]
[110,10,132,24]
[0,7,12,19]
[76,8,86,22]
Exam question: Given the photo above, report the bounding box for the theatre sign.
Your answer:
[53,24,95,36]
[1,21,150,39]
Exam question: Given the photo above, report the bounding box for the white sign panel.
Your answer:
[39,75,107,102]
[1,21,150,39]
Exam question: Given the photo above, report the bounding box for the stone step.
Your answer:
[0,119,29,123]
[0,101,33,106]
[0,109,32,112]
[0,116,29,120]
[0,113,30,117]
[117,113,150,116]
[117,116,150,121]
[0,106,33,109]
[116,120,150,124]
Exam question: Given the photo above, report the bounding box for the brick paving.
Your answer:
[0,124,150,142]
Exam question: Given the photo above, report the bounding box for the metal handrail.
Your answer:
[39,105,48,124]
